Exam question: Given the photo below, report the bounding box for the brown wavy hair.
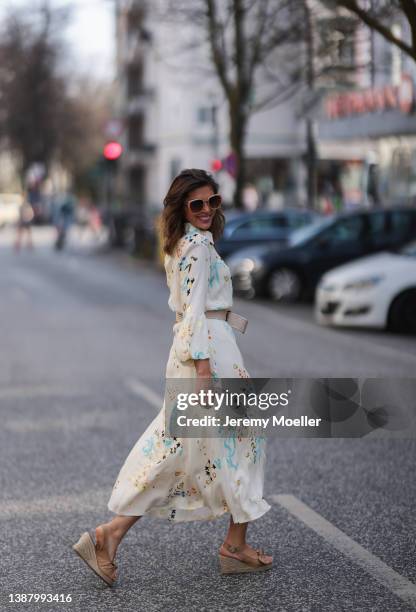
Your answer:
[158,168,225,255]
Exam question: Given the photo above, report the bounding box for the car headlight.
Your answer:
[343,275,384,291]
[226,256,264,275]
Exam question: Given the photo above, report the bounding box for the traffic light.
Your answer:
[102,142,123,209]
[211,158,223,172]
[103,141,123,178]
[210,153,237,177]
[103,141,123,161]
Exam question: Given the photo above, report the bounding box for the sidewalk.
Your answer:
[0,224,164,275]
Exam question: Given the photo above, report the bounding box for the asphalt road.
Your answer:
[1,227,415,612]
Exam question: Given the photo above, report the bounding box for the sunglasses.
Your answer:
[186,194,222,214]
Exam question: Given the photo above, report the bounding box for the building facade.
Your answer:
[114,0,156,210]
[114,0,309,214]
[317,17,416,210]
[114,2,416,214]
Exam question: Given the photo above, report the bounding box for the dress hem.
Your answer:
[107,498,271,524]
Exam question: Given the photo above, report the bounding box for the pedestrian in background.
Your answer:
[75,195,103,245]
[72,168,272,587]
[54,192,75,251]
[74,195,91,243]
[242,182,259,212]
[14,193,34,252]
[88,202,104,240]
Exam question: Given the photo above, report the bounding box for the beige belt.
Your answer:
[175,309,248,333]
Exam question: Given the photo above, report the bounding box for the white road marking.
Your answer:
[272,494,416,609]
[126,378,162,410]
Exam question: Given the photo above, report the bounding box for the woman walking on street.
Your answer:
[72,168,272,586]
[14,194,34,252]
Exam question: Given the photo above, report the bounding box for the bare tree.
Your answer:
[57,78,113,195]
[0,6,68,181]
[0,3,111,193]
[158,0,358,208]
[159,0,303,206]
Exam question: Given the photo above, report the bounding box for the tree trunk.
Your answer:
[229,100,247,209]
[304,0,317,211]
[306,117,317,210]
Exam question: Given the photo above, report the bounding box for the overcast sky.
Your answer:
[0,0,115,80]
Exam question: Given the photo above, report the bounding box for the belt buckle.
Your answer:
[225,309,231,322]
[226,311,248,334]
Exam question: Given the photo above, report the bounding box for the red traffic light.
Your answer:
[103,141,123,160]
[211,158,223,172]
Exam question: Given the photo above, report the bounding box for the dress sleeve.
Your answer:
[173,240,211,363]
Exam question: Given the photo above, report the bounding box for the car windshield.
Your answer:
[399,240,416,257]
[289,217,334,246]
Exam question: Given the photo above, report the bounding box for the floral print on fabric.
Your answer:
[168,224,233,365]
[174,239,211,362]
[107,221,271,523]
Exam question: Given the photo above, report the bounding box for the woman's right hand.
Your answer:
[194,358,213,395]
[194,357,211,377]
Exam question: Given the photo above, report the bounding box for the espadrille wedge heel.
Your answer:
[72,531,117,587]
[219,543,273,575]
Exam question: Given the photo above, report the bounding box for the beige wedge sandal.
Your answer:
[219,543,273,575]
[72,531,118,587]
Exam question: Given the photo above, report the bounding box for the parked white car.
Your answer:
[0,193,23,227]
[315,241,416,333]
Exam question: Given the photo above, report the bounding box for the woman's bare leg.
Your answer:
[26,228,34,249]
[94,515,141,578]
[220,516,272,564]
[14,227,22,251]
[224,516,248,547]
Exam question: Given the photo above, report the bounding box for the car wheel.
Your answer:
[267,267,302,302]
[388,289,416,333]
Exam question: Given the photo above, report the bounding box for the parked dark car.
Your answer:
[214,209,320,258]
[226,207,416,301]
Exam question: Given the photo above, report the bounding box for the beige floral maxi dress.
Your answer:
[107,222,270,523]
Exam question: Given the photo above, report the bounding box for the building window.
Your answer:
[170,158,182,181]
[127,65,144,97]
[391,24,402,86]
[197,106,213,125]
[128,116,144,149]
[127,7,145,39]
[129,167,144,204]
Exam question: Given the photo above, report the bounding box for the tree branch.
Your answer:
[399,0,416,53]
[233,0,249,103]
[252,80,303,112]
[337,0,416,60]
[247,0,270,85]
[206,0,232,99]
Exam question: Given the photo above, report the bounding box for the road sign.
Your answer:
[104,119,123,139]
[223,152,237,178]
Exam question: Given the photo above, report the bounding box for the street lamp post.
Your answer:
[211,102,219,158]
[103,141,123,213]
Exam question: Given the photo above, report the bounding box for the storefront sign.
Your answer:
[326,73,414,119]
